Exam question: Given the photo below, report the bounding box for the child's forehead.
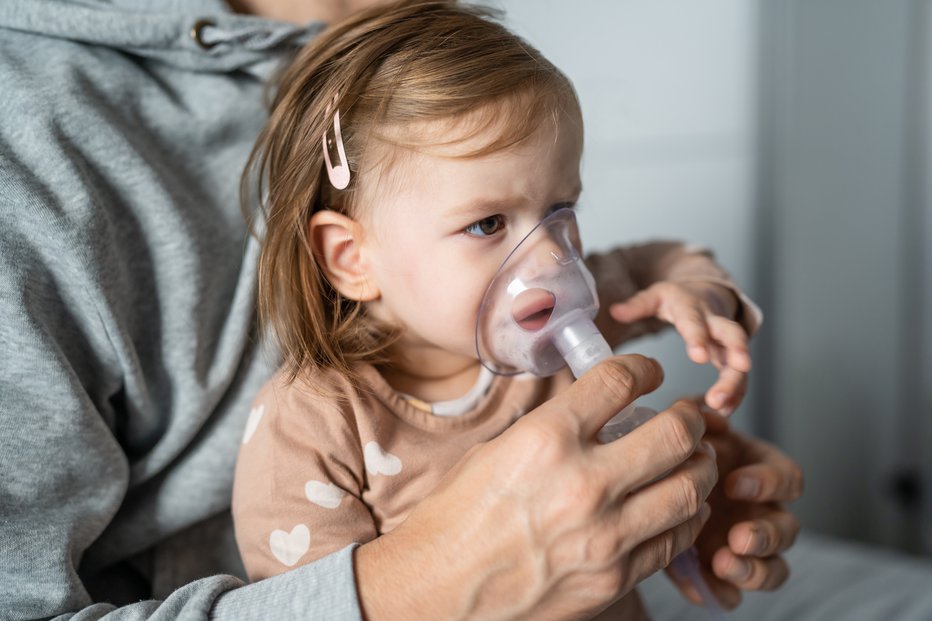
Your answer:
[374,102,581,160]
[353,108,582,222]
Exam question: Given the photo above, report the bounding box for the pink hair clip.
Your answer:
[322,94,351,190]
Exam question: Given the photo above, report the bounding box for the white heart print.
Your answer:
[242,404,265,444]
[269,524,310,567]
[305,480,346,509]
[363,441,402,476]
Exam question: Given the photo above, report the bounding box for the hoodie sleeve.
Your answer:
[0,185,129,617]
[0,15,365,617]
[0,193,363,621]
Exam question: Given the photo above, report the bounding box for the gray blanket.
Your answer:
[641,534,932,620]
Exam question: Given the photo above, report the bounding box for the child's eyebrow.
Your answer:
[447,196,528,219]
[446,183,583,219]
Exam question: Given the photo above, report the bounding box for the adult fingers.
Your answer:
[666,562,744,610]
[727,510,801,557]
[724,444,805,503]
[628,501,713,581]
[596,399,707,494]
[566,355,665,439]
[615,439,718,546]
[712,547,791,591]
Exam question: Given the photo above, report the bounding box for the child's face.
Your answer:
[357,113,583,372]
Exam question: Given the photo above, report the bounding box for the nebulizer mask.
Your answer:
[475,207,726,618]
[475,207,654,438]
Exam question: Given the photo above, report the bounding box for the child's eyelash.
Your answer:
[463,203,578,238]
[464,215,506,237]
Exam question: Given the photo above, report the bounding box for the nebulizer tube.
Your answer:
[476,208,726,619]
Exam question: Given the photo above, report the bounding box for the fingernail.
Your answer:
[701,440,716,461]
[744,525,762,555]
[732,476,760,499]
[707,392,726,409]
[699,502,711,524]
[689,345,706,360]
[726,557,751,582]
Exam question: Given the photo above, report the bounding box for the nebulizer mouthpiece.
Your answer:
[475,208,726,619]
[475,207,644,436]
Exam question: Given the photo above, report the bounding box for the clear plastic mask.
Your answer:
[473,208,725,617]
[475,207,650,438]
[475,207,611,378]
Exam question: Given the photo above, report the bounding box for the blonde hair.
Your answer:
[244,0,582,384]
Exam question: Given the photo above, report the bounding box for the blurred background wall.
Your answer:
[501,0,931,557]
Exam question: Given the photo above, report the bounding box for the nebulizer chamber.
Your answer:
[475,208,725,618]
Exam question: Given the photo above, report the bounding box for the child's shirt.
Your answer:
[232,242,762,581]
[232,362,573,581]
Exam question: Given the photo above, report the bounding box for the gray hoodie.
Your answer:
[0,1,360,618]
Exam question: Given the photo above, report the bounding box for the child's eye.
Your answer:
[465,215,505,237]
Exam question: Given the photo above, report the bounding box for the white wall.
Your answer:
[758,0,931,554]
[501,0,760,414]
[500,0,932,556]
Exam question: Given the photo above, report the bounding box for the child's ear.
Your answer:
[309,210,380,302]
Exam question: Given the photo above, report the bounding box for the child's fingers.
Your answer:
[705,368,747,416]
[669,303,715,365]
[707,316,752,372]
[612,286,748,374]
[609,288,662,323]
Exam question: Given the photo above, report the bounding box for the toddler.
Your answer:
[232,0,760,614]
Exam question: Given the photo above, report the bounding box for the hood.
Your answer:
[0,0,323,72]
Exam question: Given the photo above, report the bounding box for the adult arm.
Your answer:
[0,193,362,620]
[355,355,719,620]
[0,220,714,620]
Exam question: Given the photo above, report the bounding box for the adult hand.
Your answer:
[611,281,751,416]
[667,405,803,610]
[355,355,718,621]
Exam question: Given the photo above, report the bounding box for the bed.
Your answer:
[640,533,932,620]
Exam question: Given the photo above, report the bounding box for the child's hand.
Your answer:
[609,281,751,416]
